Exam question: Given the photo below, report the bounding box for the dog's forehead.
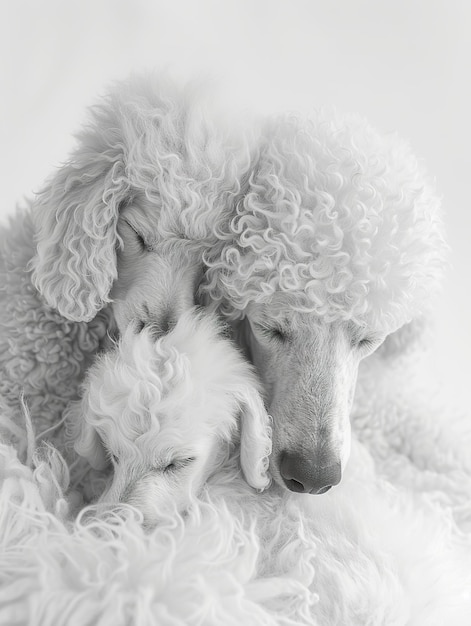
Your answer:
[247,299,322,327]
[101,402,215,453]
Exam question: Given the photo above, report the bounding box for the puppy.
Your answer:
[69,310,271,525]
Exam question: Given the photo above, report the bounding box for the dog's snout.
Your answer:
[159,314,175,335]
[136,313,176,338]
[279,451,342,495]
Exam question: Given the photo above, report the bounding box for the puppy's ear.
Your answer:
[30,105,129,322]
[235,386,272,491]
[66,400,108,471]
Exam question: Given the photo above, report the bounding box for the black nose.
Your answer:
[280,451,342,494]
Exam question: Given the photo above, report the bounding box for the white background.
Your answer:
[1,0,470,395]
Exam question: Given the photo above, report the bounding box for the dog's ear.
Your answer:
[30,106,129,322]
[235,385,272,491]
[66,400,109,471]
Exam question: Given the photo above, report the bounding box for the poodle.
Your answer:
[68,310,271,525]
[0,209,112,448]
[0,73,255,455]
[30,73,256,335]
[203,111,447,495]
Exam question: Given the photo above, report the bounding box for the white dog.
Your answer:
[69,310,271,525]
[30,74,256,336]
[203,111,446,494]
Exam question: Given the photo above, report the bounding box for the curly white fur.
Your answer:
[1,431,470,625]
[68,310,271,524]
[204,111,445,333]
[202,110,447,493]
[30,73,257,332]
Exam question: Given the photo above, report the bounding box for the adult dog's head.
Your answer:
[203,111,446,494]
[30,75,255,334]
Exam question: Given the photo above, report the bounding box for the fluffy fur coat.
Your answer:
[0,92,469,623]
[0,209,470,624]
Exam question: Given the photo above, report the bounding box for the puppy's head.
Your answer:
[30,75,256,333]
[72,311,271,525]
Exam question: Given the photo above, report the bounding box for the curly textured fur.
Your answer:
[2,73,257,476]
[30,73,257,333]
[353,345,471,532]
[202,110,447,493]
[204,112,445,332]
[0,209,112,453]
[1,427,470,625]
[1,77,466,623]
[67,310,271,524]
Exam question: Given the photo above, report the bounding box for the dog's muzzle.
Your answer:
[279,450,342,494]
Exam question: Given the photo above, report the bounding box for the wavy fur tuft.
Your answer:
[203,111,446,335]
[30,73,257,323]
[71,310,272,521]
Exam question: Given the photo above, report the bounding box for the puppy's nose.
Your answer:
[280,451,342,494]
[137,314,175,337]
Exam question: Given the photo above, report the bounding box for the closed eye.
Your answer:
[354,334,384,355]
[253,322,286,342]
[124,220,152,252]
[162,457,196,474]
[357,337,374,348]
